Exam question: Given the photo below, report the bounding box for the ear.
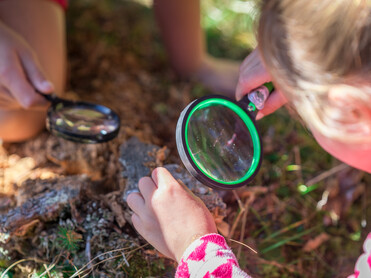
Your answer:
[328,84,363,100]
[327,84,371,122]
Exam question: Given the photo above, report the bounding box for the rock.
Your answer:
[120,136,169,199]
[119,137,226,216]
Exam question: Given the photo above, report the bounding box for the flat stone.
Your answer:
[120,136,162,199]
[119,137,226,214]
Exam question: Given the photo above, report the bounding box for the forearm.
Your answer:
[153,0,205,75]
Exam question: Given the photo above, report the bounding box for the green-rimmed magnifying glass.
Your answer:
[176,82,273,190]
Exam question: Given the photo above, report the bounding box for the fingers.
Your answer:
[131,213,141,229]
[138,176,157,200]
[127,191,146,236]
[127,192,145,214]
[236,74,271,101]
[0,85,20,109]
[235,49,271,101]
[20,49,54,93]
[256,89,288,120]
[0,52,47,109]
[235,48,288,117]
[127,176,157,212]
[127,171,166,214]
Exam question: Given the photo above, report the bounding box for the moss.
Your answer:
[120,250,173,277]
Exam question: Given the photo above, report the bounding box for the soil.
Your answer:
[0,1,370,278]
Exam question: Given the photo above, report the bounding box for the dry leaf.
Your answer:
[217,220,230,237]
[303,232,330,252]
[14,219,40,237]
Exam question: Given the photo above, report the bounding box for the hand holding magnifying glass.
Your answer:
[176,82,273,190]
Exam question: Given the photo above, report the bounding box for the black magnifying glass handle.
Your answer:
[35,90,61,103]
[238,82,274,119]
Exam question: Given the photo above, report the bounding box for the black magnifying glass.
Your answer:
[37,92,120,143]
[176,82,273,190]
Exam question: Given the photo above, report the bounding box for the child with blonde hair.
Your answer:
[127,0,371,277]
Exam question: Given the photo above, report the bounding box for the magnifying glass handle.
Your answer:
[239,82,274,118]
[35,90,60,103]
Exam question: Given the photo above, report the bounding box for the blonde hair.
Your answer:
[258,0,371,143]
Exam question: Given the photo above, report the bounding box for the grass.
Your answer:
[230,108,370,277]
[202,0,259,59]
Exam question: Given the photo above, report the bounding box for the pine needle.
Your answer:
[229,238,258,254]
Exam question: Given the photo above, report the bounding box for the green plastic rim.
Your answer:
[184,98,261,185]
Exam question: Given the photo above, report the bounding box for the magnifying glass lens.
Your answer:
[186,104,255,183]
[50,105,119,137]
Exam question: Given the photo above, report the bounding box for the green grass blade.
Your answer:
[260,226,317,254]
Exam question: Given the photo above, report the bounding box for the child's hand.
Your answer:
[0,21,53,110]
[236,48,287,119]
[127,167,217,262]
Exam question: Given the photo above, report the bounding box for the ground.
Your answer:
[0,1,370,277]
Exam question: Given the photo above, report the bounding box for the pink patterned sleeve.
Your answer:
[175,233,251,278]
[347,233,371,278]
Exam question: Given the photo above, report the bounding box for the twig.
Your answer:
[228,205,245,240]
[305,163,349,186]
[79,254,123,278]
[256,257,296,273]
[237,194,255,259]
[36,252,63,278]
[228,190,248,240]
[70,244,148,278]
[43,264,51,278]
[1,259,31,278]
[78,244,148,278]
[61,254,81,278]
[232,190,244,211]
[85,235,92,269]
[69,246,134,278]
[228,238,257,254]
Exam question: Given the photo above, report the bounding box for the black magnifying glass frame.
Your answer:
[39,92,120,144]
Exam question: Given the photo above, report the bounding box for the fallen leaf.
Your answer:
[217,220,230,237]
[303,232,330,252]
[14,219,40,237]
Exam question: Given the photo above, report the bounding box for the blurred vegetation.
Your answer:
[202,0,259,59]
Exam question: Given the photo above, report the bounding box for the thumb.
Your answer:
[152,167,198,199]
[151,167,180,190]
[20,49,54,93]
